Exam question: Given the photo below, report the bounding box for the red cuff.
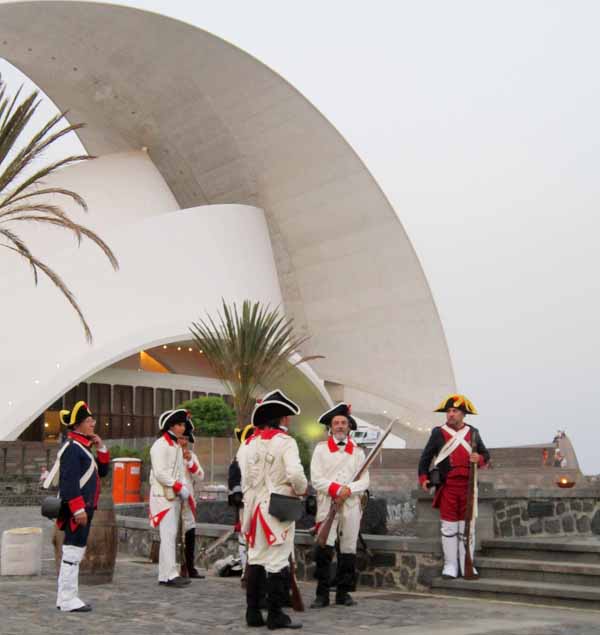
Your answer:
[97,449,110,464]
[173,481,182,494]
[478,455,487,468]
[68,496,85,514]
[188,462,198,474]
[328,482,341,498]
[419,473,430,486]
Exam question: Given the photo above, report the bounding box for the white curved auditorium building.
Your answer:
[0,1,455,447]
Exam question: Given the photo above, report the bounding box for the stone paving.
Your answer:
[1,508,600,635]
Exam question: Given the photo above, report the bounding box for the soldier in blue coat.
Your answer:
[55,401,110,612]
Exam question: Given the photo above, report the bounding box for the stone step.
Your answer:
[477,556,600,587]
[481,538,600,564]
[431,576,600,609]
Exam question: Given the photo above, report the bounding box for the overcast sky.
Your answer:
[2,1,599,472]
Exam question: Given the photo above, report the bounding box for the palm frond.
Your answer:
[190,299,324,425]
[0,75,118,342]
[0,227,38,283]
[8,214,119,269]
[1,243,92,343]
[2,187,87,210]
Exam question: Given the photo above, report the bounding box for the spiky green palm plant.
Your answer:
[0,75,118,342]
[190,300,323,426]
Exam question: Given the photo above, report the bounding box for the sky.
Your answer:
[1,1,599,472]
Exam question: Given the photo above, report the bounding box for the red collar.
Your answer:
[245,432,259,445]
[162,432,176,446]
[259,428,287,441]
[327,436,354,454]
[68,431,92,447]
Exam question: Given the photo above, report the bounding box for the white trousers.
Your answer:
[248,523,294,574]
[158,499,181,582]
[440,520,459,578]
[56,545,86,611]
[323,503,362,554]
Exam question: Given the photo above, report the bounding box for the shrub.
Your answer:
[178,396,236,437]
[108,444,142,459]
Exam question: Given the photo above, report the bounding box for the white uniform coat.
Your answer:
[148,432,189,582]
[310,436,369,553]
[148,432,185,528]
[241,428,307,573]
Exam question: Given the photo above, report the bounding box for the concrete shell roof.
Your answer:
[0,1,455,425]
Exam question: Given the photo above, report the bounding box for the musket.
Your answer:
[463,428,479,580]
[316,418,397,547]
[199,526,236,564]
[179,501,189,577]
[288,553,304,612]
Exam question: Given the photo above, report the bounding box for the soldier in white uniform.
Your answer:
[241,390,307,630]
[179,419,205,578]
[310,403,369,608]
[149,409,194,587]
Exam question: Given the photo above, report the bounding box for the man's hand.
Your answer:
[74,511,88,527]
[179,485,191,500]
[337,486,352,501]
[470,452,480,464]
[89,434,103,448]
[421,480,431,492]
[183,449,192,461]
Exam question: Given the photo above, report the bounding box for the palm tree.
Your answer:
[0,75,118,342]
[190,299,323,426]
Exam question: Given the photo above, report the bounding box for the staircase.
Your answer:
[431,538,600,609]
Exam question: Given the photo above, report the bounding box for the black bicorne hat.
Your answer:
[235,424,255,444]
[434,394,478,415]
[251,390,300,428]
[59,401,93,428]
[318,402,357,431]
[183,419,195,444]
[158,408,191,431]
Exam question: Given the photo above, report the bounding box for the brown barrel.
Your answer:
[53,492,118,585]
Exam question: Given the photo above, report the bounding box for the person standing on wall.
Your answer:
[55,401,110,612]
[149,409,194,587]
[417,394,490,579]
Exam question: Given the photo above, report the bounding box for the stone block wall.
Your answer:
[116,516,442,592]
[493,496,600,538]
[0,476,47,506]
[415,486,600,543]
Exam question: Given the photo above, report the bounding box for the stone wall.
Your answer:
[415,485,600,542]
[0,476,46,506]
[493,494,600,538]
[116,516,442,592]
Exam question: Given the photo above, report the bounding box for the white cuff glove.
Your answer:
[178,485,190,500]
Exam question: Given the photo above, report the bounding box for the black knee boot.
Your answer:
[280,566,293,607]
[184,529,205,579]
[267,570,302,630]
[335,554,357,606]
[311,545,334,608]
[246,565,266,627]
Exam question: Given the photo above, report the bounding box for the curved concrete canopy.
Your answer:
[0,1,455,432]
